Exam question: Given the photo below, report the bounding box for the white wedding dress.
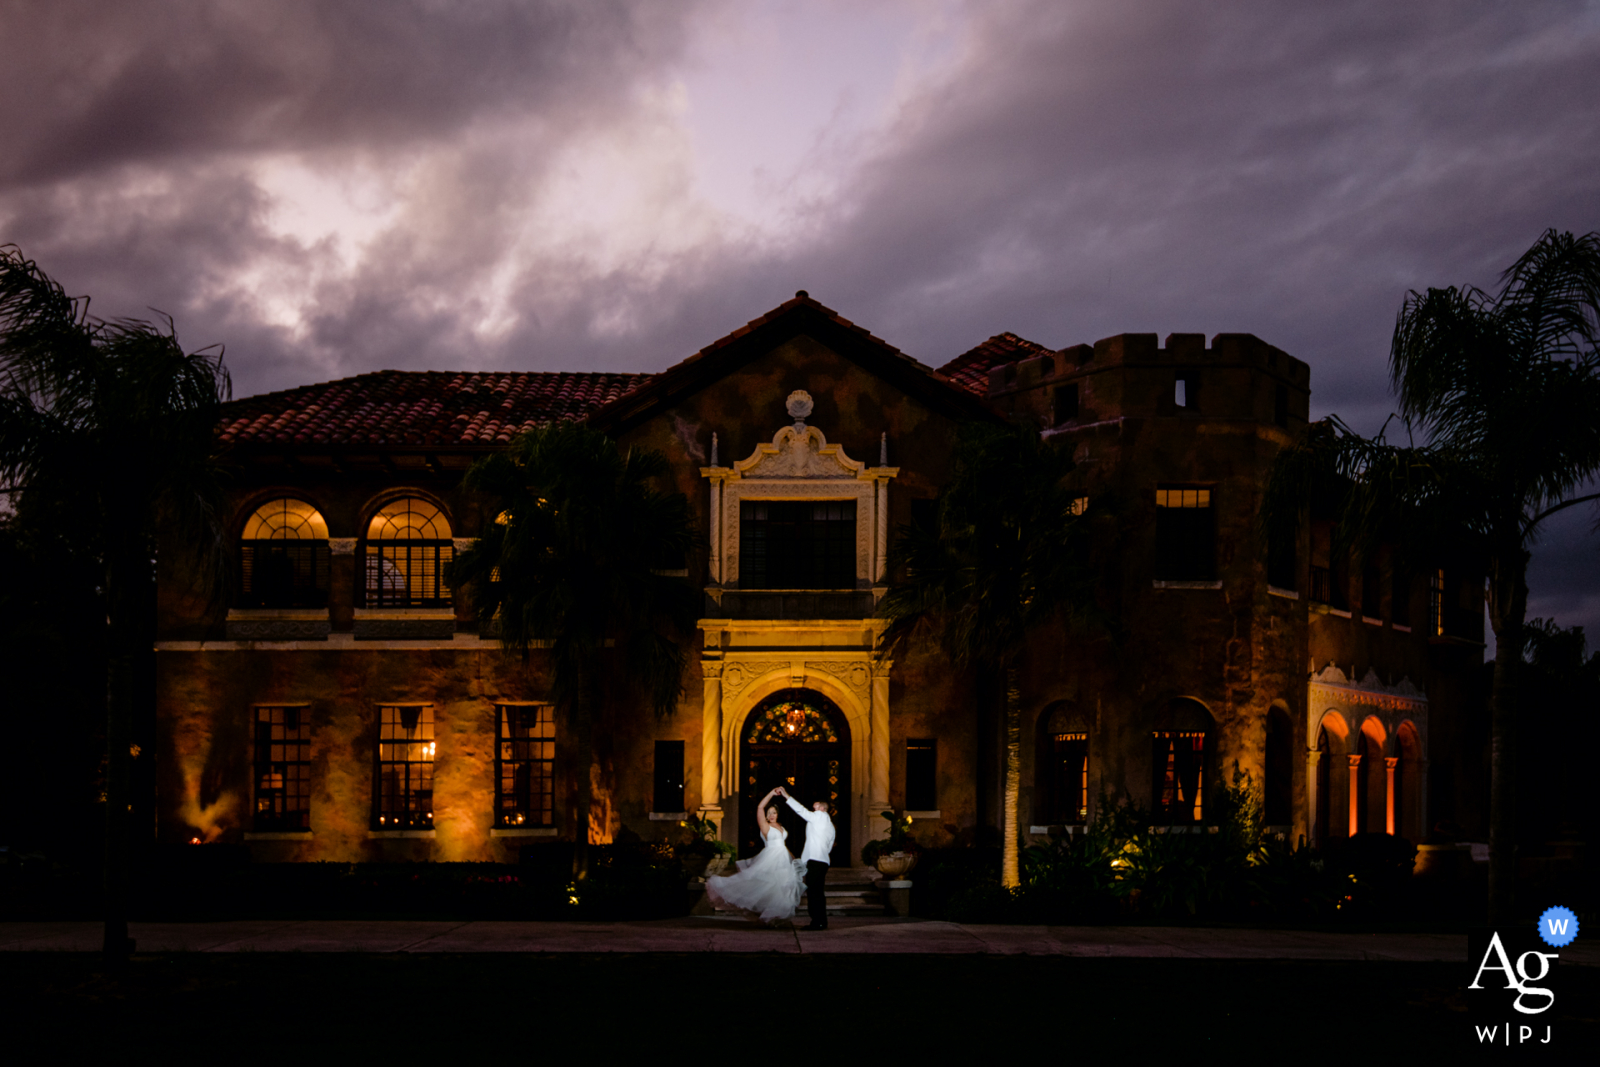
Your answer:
[706,826,807,922]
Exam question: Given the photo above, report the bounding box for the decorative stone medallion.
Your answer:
[786,390,814,423]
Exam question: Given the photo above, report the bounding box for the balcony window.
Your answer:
[739,500,855,589]
[363,498,454,608]
[1051,733,1088,824]
[1152,730,1205,824]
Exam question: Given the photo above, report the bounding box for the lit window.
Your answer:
[375,705,434,829]
[363,498,454,608]
[906,738,937,811]
[1155,487,1215,581]
[239,498,330,608]
[1152,731,1205,824]
[1052,733,1088,824]
[254,706,311,831]
[1069,496,1088,516]
[497,704,554,828]
[653,739,685,813]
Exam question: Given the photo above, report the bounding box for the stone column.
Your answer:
[700,661,723,818]
[1347,754,1362,837]
[869,659,892,820]
[707,479,722,585]
[875,479,889,583]
[1305,747,1322,845]
[1385,757,1398,836]
[328,538,356,632]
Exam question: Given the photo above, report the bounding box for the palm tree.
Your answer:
[0,246,231,965]
[1264,229,1600,924]
[448,419,699,880]
[879,419,1098,887]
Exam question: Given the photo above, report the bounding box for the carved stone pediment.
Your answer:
[736,424,866,480]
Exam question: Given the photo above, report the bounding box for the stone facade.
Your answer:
[152,297,1485,862]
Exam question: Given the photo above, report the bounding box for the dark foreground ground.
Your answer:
[1,953,1594,1059]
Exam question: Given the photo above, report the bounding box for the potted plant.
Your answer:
[676,812,737,880]
[861,809,919,879]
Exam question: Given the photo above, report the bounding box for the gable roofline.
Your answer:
[585,292,1002,434]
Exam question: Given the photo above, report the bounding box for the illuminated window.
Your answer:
[906,738,937,811]
[1052,733,1089,824]
[374,705,434,829]
[1154,487,1215,581]
[254,706,311,831]
[363,498,454,608]
[739,501,855,589]
[1152,731,1205,824]
[238,498,330,608]
[653,739,685,813]
[496,703,554,828]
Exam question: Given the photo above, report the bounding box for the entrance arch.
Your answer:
[739,689,851,865]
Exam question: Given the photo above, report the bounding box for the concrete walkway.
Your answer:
[5,917,1589,962]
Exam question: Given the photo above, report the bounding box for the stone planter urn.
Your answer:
[702,854,732,880]
[875,851,918,879]
[680,852,712,881]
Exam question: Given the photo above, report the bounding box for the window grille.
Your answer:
[497,703,554,828]
[906,738,937,811]
[653,739,685,813]
[1154,487,1215,581]
[254,706,311,831]
[1152,731,1205,824]
[1052,733,1088,824]
[1309,566,1330,604]
[363,498,454,607]
[739,500,856,589]
[238,498,331,608]
[374,705,434,829]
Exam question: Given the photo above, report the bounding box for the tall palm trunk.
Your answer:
[102,552,138,966]
[1486,543,1529,926]
[1001,664,1022,888]
[571,656,595,882]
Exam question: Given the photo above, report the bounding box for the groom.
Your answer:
[779,787,835,931]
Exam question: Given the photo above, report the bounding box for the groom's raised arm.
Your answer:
[784,795,812,819]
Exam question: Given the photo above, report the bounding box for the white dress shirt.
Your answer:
[785,797,836,865]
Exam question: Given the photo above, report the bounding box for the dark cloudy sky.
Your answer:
[3,0,1598,644]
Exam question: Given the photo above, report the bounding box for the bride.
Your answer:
[705,787,807,924]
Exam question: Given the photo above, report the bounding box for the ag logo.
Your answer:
[1468,931,1557,1014]
[1467,915,1572,1049]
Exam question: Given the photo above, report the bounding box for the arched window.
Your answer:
[1264,705,1293,826]
[1152,699,1211,825]
[238,498,330,608]
[363,498,454,608]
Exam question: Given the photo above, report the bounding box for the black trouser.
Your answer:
[805,860,829,926]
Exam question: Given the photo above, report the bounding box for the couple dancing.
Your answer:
[706,786,834,930]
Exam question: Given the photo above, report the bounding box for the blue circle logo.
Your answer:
[1538,905,1578,948]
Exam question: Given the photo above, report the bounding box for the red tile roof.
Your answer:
[936,332,1053,395]
[218,370,652,447]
